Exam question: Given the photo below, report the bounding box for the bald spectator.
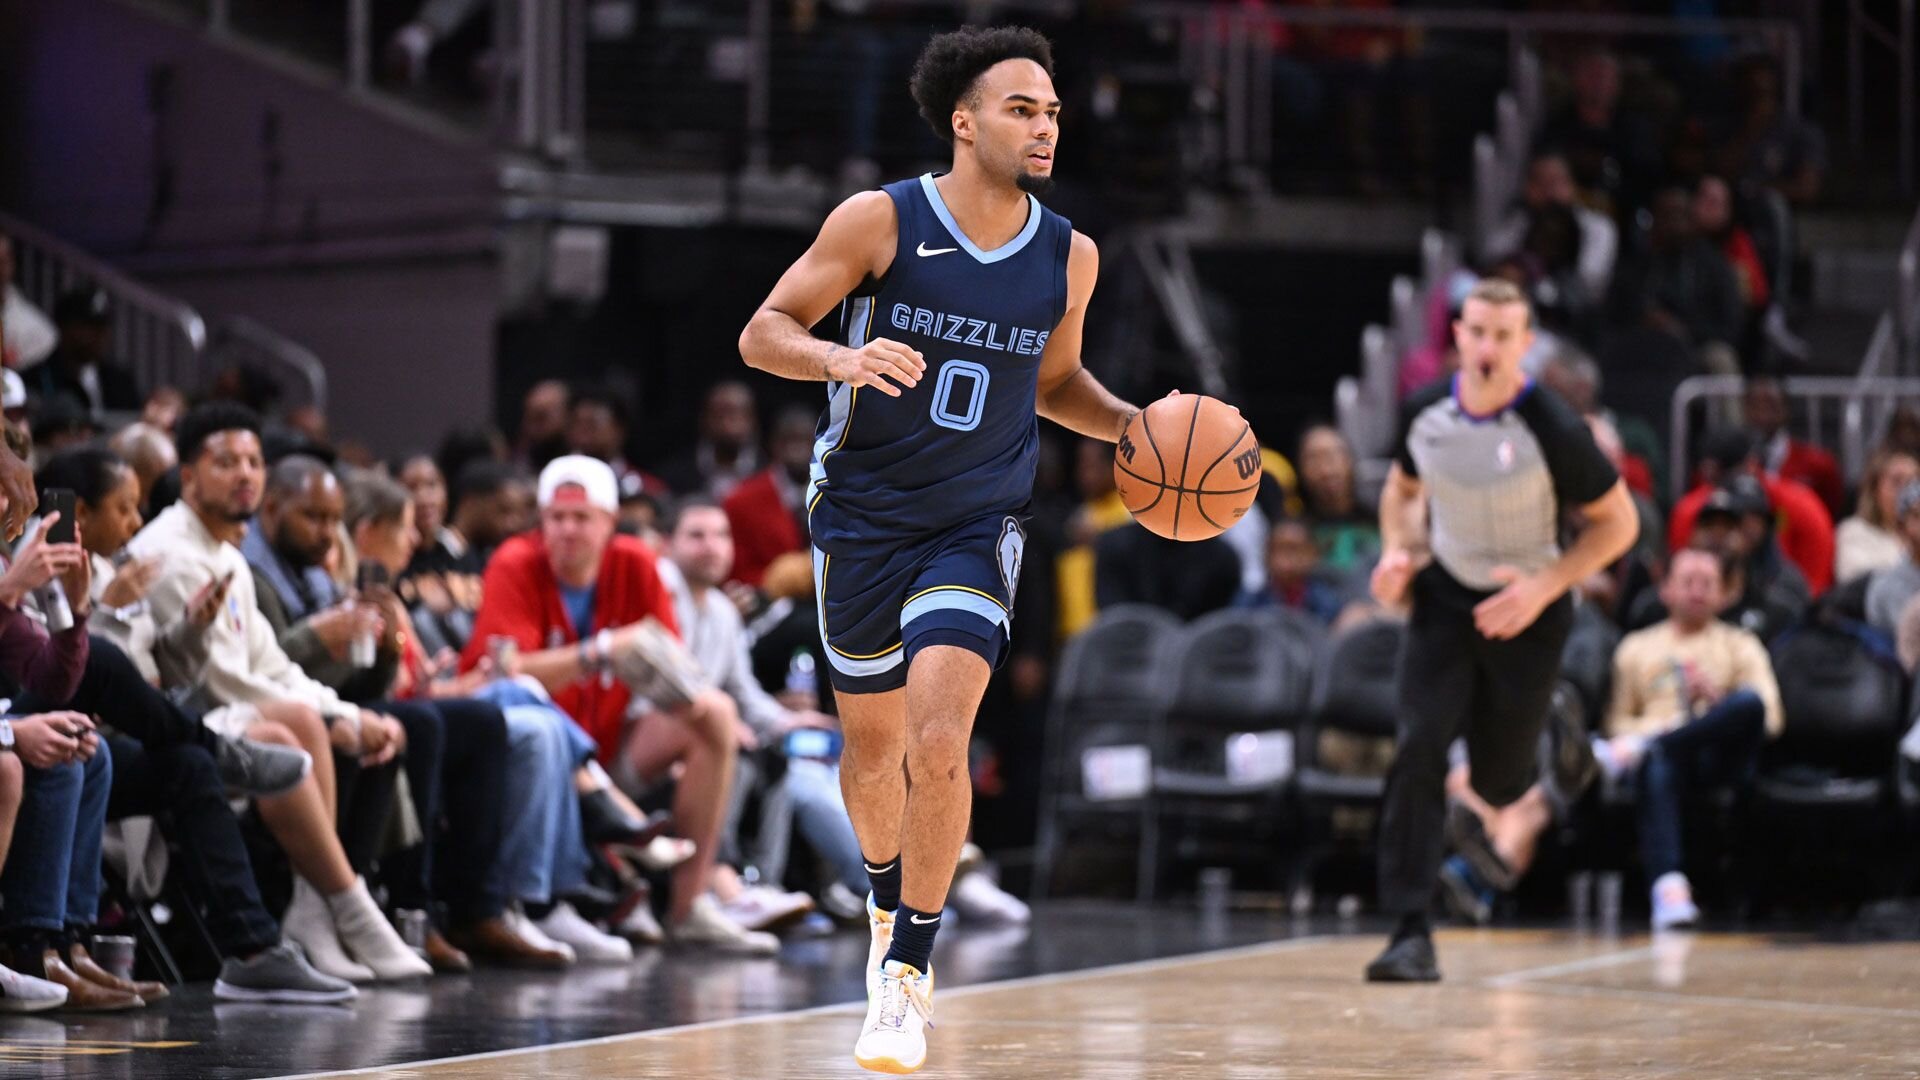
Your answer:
[109,423,178,518]
[658,382,763,500]
[723,405,811,588]
[0,235,55,369]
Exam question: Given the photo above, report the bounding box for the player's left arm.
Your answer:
[1035,231,1138,443]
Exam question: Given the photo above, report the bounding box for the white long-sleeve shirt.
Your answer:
[128,502,358,726]
[656,558,787,738]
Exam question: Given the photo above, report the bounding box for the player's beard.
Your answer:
[1016,169,1055,196]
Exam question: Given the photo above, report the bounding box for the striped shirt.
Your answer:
[1394,377,1618,594]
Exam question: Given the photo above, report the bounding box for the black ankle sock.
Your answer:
[1393,912,1432,943]
[524,901,556,921]
[884,904,940,973]
[865,854,901,913]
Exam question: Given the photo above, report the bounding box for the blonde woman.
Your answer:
[1834,446,1920,585]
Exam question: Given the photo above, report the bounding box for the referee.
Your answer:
[1367,279,1638,982]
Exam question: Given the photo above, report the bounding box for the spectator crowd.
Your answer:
[0,4,1901,1026]
[0,275,1036,1012]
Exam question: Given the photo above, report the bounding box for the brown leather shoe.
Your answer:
[423,929,472,974]
[446,917,571,969]
[68,943,169,1002]
[35,950,143,1012]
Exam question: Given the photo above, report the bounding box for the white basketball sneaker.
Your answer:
[854,959,934,1074]
[864,893,895,995]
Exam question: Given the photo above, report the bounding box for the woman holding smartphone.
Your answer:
[38,446,406,995]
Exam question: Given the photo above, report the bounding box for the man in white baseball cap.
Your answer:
[463,455,775,954]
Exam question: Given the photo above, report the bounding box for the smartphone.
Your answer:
[42,489,75,545]
[356,562,391,594]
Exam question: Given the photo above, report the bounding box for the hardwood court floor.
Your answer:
[279,928,1920,1080]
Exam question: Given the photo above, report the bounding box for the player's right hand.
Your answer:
[1369,547,1415,607]
[825,338,925,398]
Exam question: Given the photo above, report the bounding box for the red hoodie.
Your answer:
[462,531,680,756]
[1669,470,1835,595]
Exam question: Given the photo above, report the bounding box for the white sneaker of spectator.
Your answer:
[616,899,666,945]
[820,881,866,923]
[1650,872,1700,932]
[617,835,698,873]
[506,905,576,964]
[671,893,780,956]
[950,869,1031,927]
[720,885,816,933]
[282,877,375,984]
[329,877,433,981]
[1590,734,1644,786]
[0,962,67,1012]
[535,901,634,963]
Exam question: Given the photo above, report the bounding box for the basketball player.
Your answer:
[738,26,1144,1073]
[1367,278,1638,982]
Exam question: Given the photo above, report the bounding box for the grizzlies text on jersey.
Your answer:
[807,174,1073,693]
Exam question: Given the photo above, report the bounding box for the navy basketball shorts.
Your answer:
[811,513,1027,695]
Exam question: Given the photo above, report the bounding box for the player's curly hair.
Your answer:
[909,26,1055,145]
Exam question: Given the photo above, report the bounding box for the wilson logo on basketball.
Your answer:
[1118,433,1137,465]
[1232,448,1261,481]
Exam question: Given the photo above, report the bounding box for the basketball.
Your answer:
[1113,394,1262,541]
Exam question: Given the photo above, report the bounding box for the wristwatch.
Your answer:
[0,719,15,752]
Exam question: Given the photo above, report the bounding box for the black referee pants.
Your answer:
[1377,565,1574,918]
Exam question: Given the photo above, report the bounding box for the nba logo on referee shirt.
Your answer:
[1495,439,1515,472]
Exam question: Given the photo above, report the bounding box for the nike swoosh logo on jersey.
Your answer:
[916,242,958,257]
[909,913,940,925]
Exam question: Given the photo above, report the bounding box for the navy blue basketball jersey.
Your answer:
[806,173,1073,555]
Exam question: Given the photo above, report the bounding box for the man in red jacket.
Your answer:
[463,456,769,951]
[1670,430,1833,595]
[723,406,813,588]
[1745,377,1844,518]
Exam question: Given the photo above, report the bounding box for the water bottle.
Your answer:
[348,601,377,670]
[785,648,816,697]
[38,579,72,634]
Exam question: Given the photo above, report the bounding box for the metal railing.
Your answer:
[1900,203,1920,368]
[0,212,206,402]
[0,211,326,413]
[1669,372,1920,504]
[205,315,329,414]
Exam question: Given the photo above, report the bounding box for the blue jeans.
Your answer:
[1636,689,1767,881]
[473,679,593,904]
[1,740,113,932]
[785,759,868,895]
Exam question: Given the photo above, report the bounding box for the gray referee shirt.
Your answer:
[1394,378,1618,594]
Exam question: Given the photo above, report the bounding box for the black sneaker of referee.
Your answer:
[1365,915,1440,983]
[1545,682,1598,799]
